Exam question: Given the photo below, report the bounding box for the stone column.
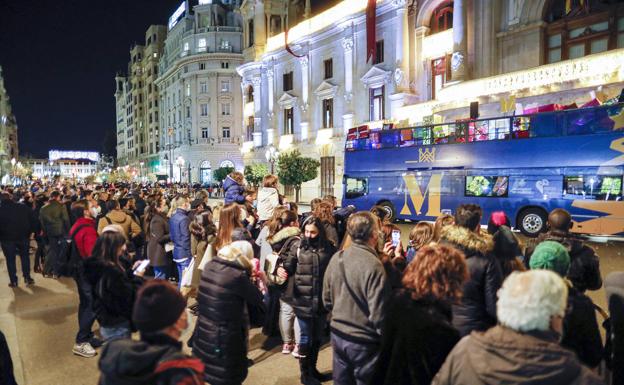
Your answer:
[299,56,309,141]
[451,0,468,81]
[254,0,266,48]
[252,76,263,145]
[342,37,354,104]
[266,68,274,115]
[342,113,354,135]
[414,26,429,100]
[393,0,409,92]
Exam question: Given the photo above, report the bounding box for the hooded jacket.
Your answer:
[269,226,301,300]
[432,325,604,385]
[257,187,280,221]
[223,175,245,205]
[169,209,191,263]
[97,209,142,239]
[440,225,503,337]
[98,334,204,385]
[146,213,170,267]
[527,231,602,293]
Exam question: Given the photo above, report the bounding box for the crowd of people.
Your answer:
[0,174,622,385]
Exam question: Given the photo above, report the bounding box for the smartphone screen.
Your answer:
[133,259,150,275]
[391,229,401,247]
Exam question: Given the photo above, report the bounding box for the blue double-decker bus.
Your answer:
[342,103,624,237]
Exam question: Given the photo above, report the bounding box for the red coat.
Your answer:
[70,217,98,259]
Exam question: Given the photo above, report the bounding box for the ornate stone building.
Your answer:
[0,66,19,174]
[155,0,244,183]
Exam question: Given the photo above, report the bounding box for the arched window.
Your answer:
[430,1,454,34]
[545,0,624,64]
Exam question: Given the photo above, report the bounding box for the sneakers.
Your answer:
[292,344,305,358]
[89,337,103,349]
[72,342,97,358]
[281,343,294,354]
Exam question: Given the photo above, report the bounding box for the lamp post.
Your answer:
[264,145,279,174]
[139,161,144,182]
[176,156,185,184]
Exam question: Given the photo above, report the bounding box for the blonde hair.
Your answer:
[409,222,434,250]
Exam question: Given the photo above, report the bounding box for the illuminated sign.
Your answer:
[49,150,100,162]
[168,1,187,30]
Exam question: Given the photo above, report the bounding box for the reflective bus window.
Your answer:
[465,176,509,197]
[564,176,623,200]
[345,177,368,198]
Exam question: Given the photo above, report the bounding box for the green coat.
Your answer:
[39,200,70,237]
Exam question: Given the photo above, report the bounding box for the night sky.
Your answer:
[0,0,182,158]
[0,0,337,159]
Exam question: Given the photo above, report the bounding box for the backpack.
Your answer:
[264,237,299,286]
[58,224,92,277]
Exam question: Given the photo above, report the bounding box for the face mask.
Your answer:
[90,206,101,218]
[252,200,258,209]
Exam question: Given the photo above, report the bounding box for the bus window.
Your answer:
[564,175,623,200]
[345,177,368,199]
[465,176,509,197]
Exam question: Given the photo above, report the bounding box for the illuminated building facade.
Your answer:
[0,66,19,176]
[155,0,245,184]
[239,0,624,202]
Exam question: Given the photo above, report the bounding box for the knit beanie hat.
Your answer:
[132,280,187,334]
[529,241,571,277]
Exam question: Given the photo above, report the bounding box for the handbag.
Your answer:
[264,238,298,286]
[180,257,195,287]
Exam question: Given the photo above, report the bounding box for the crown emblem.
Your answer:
[419,147,436,163]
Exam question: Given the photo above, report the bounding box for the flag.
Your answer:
[284,29,306,58]
[366,0,376,63]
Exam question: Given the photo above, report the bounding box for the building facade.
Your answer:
[115,25,167,172]
[155,0,245,184]
[0,66,19,176]
[239,0,624,202]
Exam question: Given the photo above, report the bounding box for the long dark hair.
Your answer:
[91,231,127,270]
[268,210,298,240]
[300,216,334,251]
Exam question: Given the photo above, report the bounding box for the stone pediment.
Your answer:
[313,80,339,100]
[360,66,392,88]
[277,92,298,109]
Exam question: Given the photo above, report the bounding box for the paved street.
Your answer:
[0,230,620,385]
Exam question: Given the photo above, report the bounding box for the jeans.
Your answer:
[297,316,325,350]
[74,266,96,343]
[153,266,167,279]
[331,333,380,385]
[175,258,191,289]
[100,322,131,342]
[279,299,300,344]
[44,235,63,276]
[1,239,31,284]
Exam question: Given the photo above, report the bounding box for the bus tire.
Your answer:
[517,208,548,237]
[378,201,396,222]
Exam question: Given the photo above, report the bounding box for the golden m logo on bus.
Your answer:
[400,174,443,217]
[418,148,436,163]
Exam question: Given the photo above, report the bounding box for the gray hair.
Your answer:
[347,211,378,243]
[497,270,568,332]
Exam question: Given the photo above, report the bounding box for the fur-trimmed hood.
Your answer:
[269,226,301,245]
[440,225,493,258]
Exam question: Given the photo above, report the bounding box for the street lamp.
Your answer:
[264,145,279,174]
[176,156,185,184]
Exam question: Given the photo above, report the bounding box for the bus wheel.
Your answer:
[378,201,396,222]
[518,208,547,237]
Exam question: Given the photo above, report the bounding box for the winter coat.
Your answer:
[440,225,503,337]
[0,200,34,241]
[97,210,142,240]
[322,242,390,344]
[193,256,263,385]
[39,200,70,237]
[432,325,605,385]
[169,209,191,263]
[605,272,624,385]
[491,225,524,278]
[70,217,98,259]
[257,187,280,221]
[562,285,604,368]
[323,222,339,247]
[291,238,336,319]
[527,231,602,293]
[256,226,272,269]
[223,175,245,205]
[98,333,204,385]
[84,258,143,328]
[269,226,301,300]
[372,292,460,385]
[147,213,170,267]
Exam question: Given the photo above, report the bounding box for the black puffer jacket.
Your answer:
[440,225,503,337]
[526,231,602,293]
[292,238,336,319]
[562,285,604,368]
[84,258,144,328]
[269,226,301,302]
[193,257,263,385]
